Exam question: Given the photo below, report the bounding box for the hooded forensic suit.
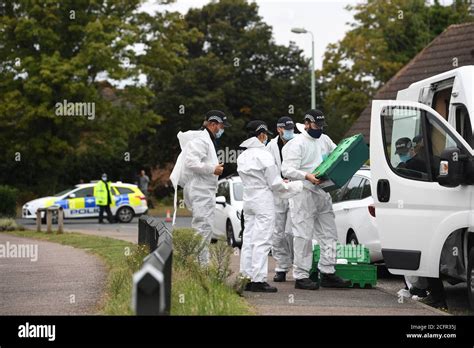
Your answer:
[170,128,219,264]
[237,137,302,282]
[266,136,294,273]
[281,123,338,279]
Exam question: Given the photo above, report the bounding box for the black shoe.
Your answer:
[250,282,278,293]
[295,278,319,290]
[410,287,428,298]
[273,272,286,282]
[320,273,352,288]
[420,294,448,310]
[244,282,252,291]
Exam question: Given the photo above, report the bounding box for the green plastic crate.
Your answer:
[309,264,377,288]
[310,244,377,288]
[313,133,369,188]
[312,244,371,264]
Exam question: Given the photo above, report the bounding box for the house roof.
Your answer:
[345,22,474,142]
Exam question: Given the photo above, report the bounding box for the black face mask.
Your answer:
[307,128,323,139]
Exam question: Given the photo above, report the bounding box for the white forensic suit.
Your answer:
[281,123,338,279]
[266,136,294,273]
[237,137,302,282]
[170,128,219,265]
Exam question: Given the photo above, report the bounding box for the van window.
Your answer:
[340,176,363,201]
[381,106,430,181]
[425,115,463,180]
[431,88,452,120]
[455,105,473,147]
[381,105,467,183]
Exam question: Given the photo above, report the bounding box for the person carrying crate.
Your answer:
[281,109,351,290]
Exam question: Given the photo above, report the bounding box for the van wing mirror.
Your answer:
[437,147,464,187]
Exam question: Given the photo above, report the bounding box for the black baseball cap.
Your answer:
[276,116,295,130]
[304,109,327,127]
[205,110,231,127]
[395,137,412,154]
[246,120,273,136]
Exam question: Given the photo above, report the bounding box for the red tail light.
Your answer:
[368,204,376,217]
[137,195,146,201]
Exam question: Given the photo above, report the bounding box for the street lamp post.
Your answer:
[291,27,315,109]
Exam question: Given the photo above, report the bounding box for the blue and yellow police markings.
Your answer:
[115,194,130,206]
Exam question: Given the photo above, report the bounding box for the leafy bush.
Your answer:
[0,185,18,217]
[0,218,23,231]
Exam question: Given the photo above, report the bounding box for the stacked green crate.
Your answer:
[310,244,377,288]
[313,133,369,188]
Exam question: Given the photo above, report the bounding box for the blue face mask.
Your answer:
[282,129,294,141]
[215,128,224,139]
[307,128,323,139]
[399,154,411,163]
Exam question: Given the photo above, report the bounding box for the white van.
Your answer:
[370,65,474,309]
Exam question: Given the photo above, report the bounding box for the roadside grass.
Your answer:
[3,225,252,315]
[171,228,253,315]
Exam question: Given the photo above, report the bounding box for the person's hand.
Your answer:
[305,173,321,185]
[214,163,224,176]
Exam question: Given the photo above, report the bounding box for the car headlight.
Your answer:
[236,210,242,220]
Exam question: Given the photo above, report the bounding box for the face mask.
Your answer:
[215,128,224,139]
[399,154,411,163]
[307,128,323,139]
[282,129,294,141]
[102,176,107,181]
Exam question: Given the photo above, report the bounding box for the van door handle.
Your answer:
[377,179,390,203]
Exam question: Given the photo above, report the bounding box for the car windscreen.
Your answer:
[233,182,243,201]
[54,188,75,197]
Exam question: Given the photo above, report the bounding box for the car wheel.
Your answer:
[226,220,236,247]
[468,245,474,310]
[347,231,359,245]
[116,206,134,223]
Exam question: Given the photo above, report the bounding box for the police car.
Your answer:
[22,182,148,223]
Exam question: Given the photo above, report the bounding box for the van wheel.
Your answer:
[226,220,236,247]
[116,207,134,223]
[468,246,474,310]
[347,231,359,245]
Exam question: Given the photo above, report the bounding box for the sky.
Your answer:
[140,0,357,70]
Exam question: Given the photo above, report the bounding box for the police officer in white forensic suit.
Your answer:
[170,110,231,265]
[238,120,302,292]
[266,116,296,282]
[281,109,351,290]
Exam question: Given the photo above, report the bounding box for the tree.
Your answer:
[145,0,311,176]
[0,0,163,194]
[318,0,473,142]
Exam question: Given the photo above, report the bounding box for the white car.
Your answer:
[22,182,148,223]
[330,168,383,262]
[213,176,243,248]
